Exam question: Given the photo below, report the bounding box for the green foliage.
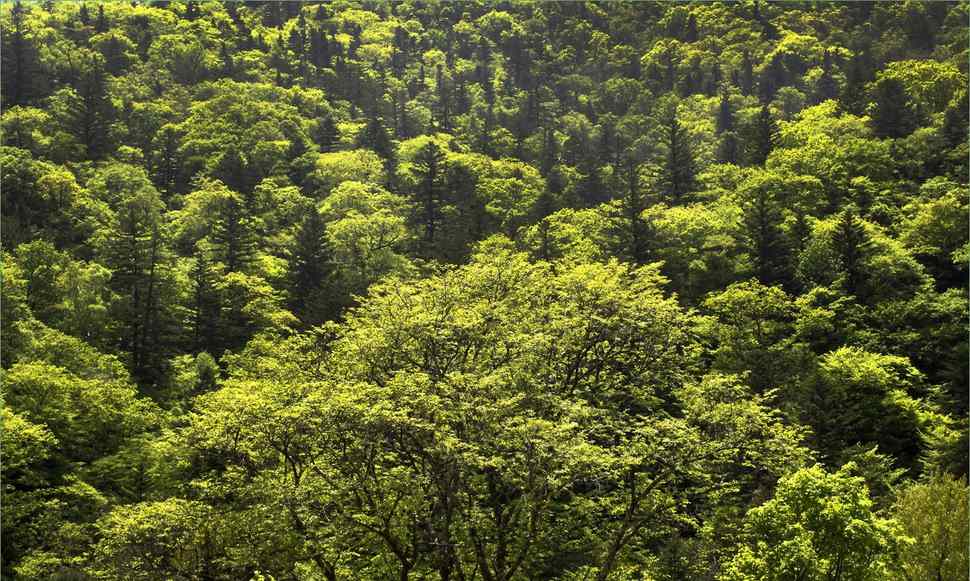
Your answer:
[2,361,157,463]
[0,1,965,577]
[308,148,385,194]
[723,464,900,581]
[90,499,221,580]
[892,473,969,581]
[703,280,808,394]
[869,77,923,139]
[185,245,806,580]
[655,97,698,204]
[803,347,933,470]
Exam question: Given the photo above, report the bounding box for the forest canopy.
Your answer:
[1,1,968,580]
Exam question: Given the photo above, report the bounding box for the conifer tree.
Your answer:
[479,103,496,157]
[540,127,559,175]
[716,91,734,134]
[309,28,331,68]
[435,64,451,130]
[870,77,921,139]
[101,35,127,75]
[356,115,394,160]
[2,1,44,105]
[745,104,777,166]
[832,207,871,298]
[656,99,696,204]
[219,42,234,78]
[577,155,606,207]
[262,1,283,28]
[288,209,337,325]
[708,59,723,94]
[213,148,253,195]
[814,52,839,103]
[101,187,171,384]
[742,187,790,286]
[69,59,116,158]
[841,47,874,115]
[150,125,183,196]
[184,1,200,20]
[739,49,755,95]
[942,90,968,148]
[410,139,447,248]
[685,13,699,42]
[189,243,221,354]
[615,156,651,264]
[759,57,785,103]
[718,131,741,164]
[210,194,257,274]
[95,4,108,33]
[315,115,339,153]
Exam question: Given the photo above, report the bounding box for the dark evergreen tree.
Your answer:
[841,48,874,115]
[309,28,331,68]
[742,187,790,286]
[531,188,558,261]
[219,42,234,78]
[540,127,559,175]
[283,0,302,21]
[745,104,777,166]
[479,102,496,157]
[269,34,291,83]
[614,156,651,264]
[262,1,283,28]
[102,34,128,75]
[832,207,871,298]
[870,78,922,139]
[718,131,741,164]
[716,91,734,134]
[656,99,696,204]
[213,148,253,195]
[440,163,483,262]
[348,22,361,58]
[95,4,108,33]
[102,190,171,385]
[598,116,617,166]
[709,59,723,94]
[2,1,45,106]
[410,139,447,249]
[759,57,785,103]
[189,244,221,355]
[150,125,183,196]
[435,64,451,130]
[211,194,257,274]
[814,52,839,104]
[685,13,699,43]
[288,210,337,325]
[739,49,755,95]
[682,58,704,96]
[356,115,394,160]
[942,90,968,148]
[577,156,607,207]
[315,115,339,153]
[68,59,116,158]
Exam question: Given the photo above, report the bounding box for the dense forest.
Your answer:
[1,0,968,579]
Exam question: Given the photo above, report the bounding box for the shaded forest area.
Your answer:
[1,1,968,579]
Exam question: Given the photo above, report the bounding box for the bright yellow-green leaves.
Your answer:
[724,464,901,581]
